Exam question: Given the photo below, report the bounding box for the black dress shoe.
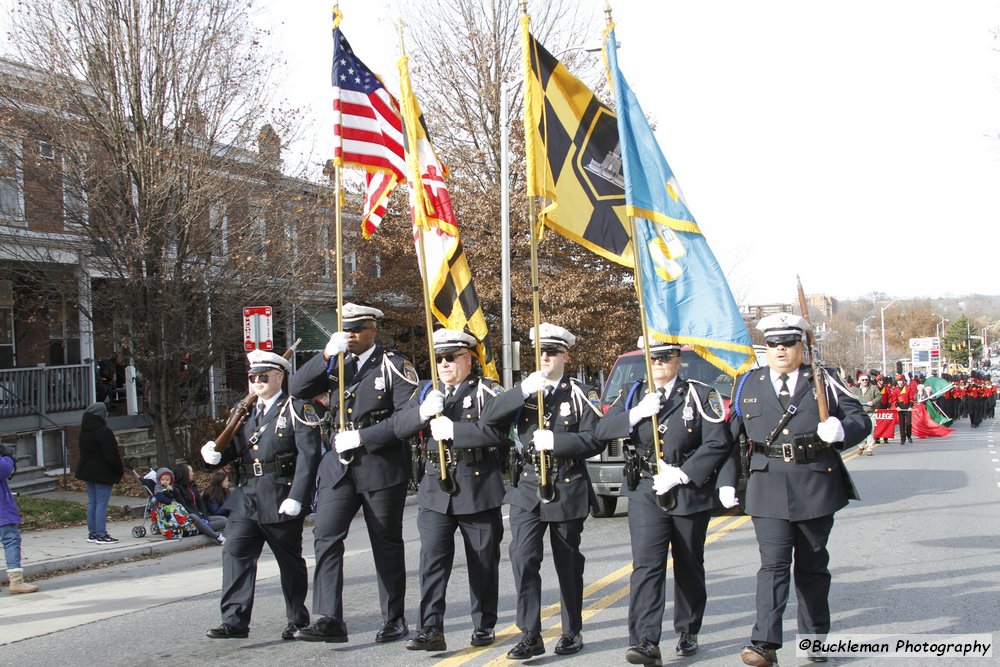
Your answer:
[375,617,409,643]
[470,627,495,646]
[625,638,662,665]
[807,653,828,663]
[282,622,307,640]
[740,642,778,667]
[405,627,447,651]
[675,631,698,657]
[554,633,583,655]
[294,616,348,643]
[206,623,248,639]
[506,631,544,660]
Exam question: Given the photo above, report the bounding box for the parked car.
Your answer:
[586,345,764,517]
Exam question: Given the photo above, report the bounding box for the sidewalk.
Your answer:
[2,489,418,584]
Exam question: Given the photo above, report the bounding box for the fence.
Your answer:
[0,364,92,418]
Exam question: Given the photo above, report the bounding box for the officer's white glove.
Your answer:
[278,498,302,517]
[520,371,549,398]
[334,430,363,453]
[430,415,454,441]
[652,459,689,495]
[201,441,222,465]
[718,485,739,508]
[817,416,845,443]
[420,390,445,421]
[629,392,662,426]
[324,331,350,358]
[533,429,554,452]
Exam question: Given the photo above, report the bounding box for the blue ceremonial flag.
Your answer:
[605,27,754,376]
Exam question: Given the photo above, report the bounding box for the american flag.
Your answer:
[332,23,405,237]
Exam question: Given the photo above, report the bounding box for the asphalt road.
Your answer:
[2,418,999,666]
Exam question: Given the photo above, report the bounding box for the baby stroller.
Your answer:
[129,468,198,540]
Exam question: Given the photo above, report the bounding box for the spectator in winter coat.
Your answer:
[1,444,38,593]
[74,403,124,544]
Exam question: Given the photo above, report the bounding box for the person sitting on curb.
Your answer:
[1,443,39,594]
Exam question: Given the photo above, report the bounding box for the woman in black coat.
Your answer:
[75,402,124,544]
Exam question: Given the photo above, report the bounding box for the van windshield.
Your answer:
[601,352,737,405]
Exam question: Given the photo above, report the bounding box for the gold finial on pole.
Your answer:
[604,0,613,26]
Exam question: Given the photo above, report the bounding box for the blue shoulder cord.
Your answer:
[624,380,643,410]
[418,381,434,403]
[733,373,751,419]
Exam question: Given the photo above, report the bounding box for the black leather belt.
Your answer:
[429,447,493,465]
[523,452,581,471]
[239,460,281,477]
[760,440,830,462]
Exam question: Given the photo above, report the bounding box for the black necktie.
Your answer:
[658,387,668,403]
[254,403,264,428]
[343,354,358,383]
[778,373,790,410]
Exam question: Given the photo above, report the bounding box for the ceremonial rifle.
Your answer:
[212,339,301,452]
[796,277,829,421]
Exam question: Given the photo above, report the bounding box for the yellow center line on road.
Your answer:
[435,511,751,667]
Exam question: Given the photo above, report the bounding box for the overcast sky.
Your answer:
[5,1,999,305]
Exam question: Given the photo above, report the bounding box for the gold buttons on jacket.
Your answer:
[474,471,480,477]
[782,428,789,435]
[252,445,259,451]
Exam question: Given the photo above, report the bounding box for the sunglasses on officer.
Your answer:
[247,372,276,383]
[765,336,801,348]
[540,346,566,356]
[344,323,375,334]
[650,350,680,362]
[435,350,469,364]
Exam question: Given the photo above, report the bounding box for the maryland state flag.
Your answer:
[398,54,498,380]
[521,15,632,266]
[605,26,754,376]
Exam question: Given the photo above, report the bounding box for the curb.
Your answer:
[1,534,216,583]
[3,493,419,583]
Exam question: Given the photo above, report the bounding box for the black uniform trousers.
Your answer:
[311,477,407,623]
[221,514,309,630]
[416,505,503,631]
[627,492,712,644]
[750,514,835,646]
[508,504,585,635]
[897,409,912,441]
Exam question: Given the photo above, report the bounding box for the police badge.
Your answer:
[374,376,386,391]
[276,415,288,429]
[462,395,472,409]
[560,402,571,417]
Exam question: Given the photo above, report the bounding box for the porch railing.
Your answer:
[0,364,92,418]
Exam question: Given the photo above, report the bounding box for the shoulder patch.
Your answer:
[302,402,319,421]
[587,389,600,405]
[707,390,724,419]
[402,359,419,384]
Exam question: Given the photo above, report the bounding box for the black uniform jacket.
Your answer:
[215,392,322,525]
[290,345,418,493]
[596,377,731,516]
[480,375,604,522]
[729,364,870,521]
[393,376,508,515]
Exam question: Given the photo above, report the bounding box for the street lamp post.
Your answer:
[861,315,874,370]
[880,299,897,374]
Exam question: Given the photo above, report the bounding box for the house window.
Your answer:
[38,140,54,160]
[63,158,88,227]
[0,307,14,369]
[211,204,228,258]
[0,139,24,222]
[48,297,81,365]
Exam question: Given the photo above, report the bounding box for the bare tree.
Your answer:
[0,0,327,463]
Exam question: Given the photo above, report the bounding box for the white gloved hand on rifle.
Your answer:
[420,390,445,421]
[533,429,554,452]
[816,416,845,443]
[201,441,222,465]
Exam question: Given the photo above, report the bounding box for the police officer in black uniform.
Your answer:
[729,314,870,666]
[201,349,322,641]
[479,323,604,660]
[393,328,507,652]
[290,303,418,644]
[596,337,731,664]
